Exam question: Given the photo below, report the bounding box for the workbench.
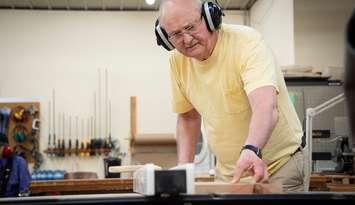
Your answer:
[1,175,350,204]
[29,174,355,195]
[29,176,214,195]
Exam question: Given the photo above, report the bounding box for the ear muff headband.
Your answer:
[156,24,174,51]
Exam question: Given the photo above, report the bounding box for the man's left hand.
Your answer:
[231,149,269,183]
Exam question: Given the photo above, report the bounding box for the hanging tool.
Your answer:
[75,116,79,156]
[32,119,40,131]
[89,117,95,156]
[13,124,28,143]
[0,108,11,142]
[12,106,27,123]
[61,114,66,157]
[108,100,113,150]
[85,118,90,157]
[57,113,62,157]
[104,69,113,155]
[93,92,101,155]
[52,89,57,156]
[93,92,99,155]
[98,68,105,155]
[105,68,108,146]
[80,118,85,157]
[98,68,102,141]
[47,101,52,156]
[68,116,72,156]
[27,105,39,116]
[103,70,108,154]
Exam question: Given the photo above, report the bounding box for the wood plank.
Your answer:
[30,178,133,195]
[30,177,215,195]
[109,165,144,173]
[195,182,282,194]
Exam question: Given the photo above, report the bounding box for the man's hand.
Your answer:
[231,149,269,183]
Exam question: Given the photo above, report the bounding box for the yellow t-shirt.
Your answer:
[169,24,303,182]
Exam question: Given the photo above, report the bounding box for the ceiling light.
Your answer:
[145,0,155,5]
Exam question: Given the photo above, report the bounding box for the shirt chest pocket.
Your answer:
[222,87,249,114]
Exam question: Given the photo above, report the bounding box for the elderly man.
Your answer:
[155,0,307,192]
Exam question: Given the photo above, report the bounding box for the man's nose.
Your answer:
[182,33,193,44]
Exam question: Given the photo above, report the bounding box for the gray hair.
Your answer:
[158,0,202,22]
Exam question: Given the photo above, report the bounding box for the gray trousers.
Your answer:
[269,148,309,192]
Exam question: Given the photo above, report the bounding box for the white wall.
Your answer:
[0,10,244,178]
[294,0,355,68]
[250,0,295,66]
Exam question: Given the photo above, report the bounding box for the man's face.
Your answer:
[161,6,214,60]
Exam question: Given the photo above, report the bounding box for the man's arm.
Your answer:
[176,108,201,164]
[232,85,278,183]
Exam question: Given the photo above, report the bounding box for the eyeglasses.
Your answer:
[167,16,203,44]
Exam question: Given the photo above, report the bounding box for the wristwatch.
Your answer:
[241,144,262,159]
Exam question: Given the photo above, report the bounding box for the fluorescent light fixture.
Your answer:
[145,0,155,5]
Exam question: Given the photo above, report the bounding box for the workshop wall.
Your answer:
[294,0,355,68]
[0,10,244,178]
[250,0,295,66]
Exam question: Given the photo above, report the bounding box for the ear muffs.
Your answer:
[155,1,224,51]
[201,1,224,32]
[155,19,175,51]
[13,124,27,143]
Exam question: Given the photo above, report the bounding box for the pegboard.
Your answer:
[0,102,40,164]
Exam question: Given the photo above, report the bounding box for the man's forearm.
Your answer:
[176,109,201,164]
[245,86,278,149]
[245,106,278,148]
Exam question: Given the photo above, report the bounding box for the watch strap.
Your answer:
[241,144,262,159]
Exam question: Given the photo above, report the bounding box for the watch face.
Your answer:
[242,145,262,159]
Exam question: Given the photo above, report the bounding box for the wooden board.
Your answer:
[29,177,213,195]
[0,102,40,163]
[30,178,133,195]
[195,182,282,194]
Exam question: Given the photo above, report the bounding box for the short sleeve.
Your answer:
[240,32,279,95]
[169,56,193,113]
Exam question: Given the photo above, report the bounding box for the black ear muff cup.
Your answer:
[202,1,224,32]
[155,19,175,51]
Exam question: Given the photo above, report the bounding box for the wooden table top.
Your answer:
[30,174,355,195]
[29,176,215,195]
